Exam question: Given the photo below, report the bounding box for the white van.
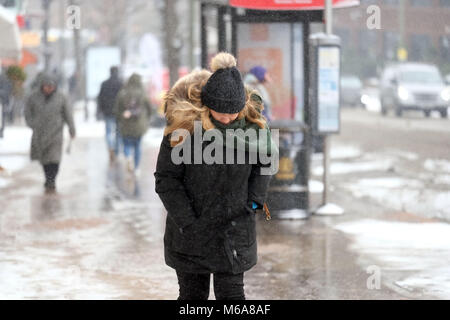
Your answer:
[380,63,449,118]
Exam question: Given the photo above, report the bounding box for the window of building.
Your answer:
[359,30,378,57]
[411,0,432,7]
[384,0,399,6]
[410,34,433,61]
[360,0,378,5]
[383,31,400,60]
[440,35,450,61]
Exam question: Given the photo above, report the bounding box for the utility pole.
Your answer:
[397,0,408,61]
[323,0,332,209]
[69,0,87,120]
[163,0,181,88]
[325,0,332,35]
[42,0,52,72]
[189,0,197,70]
[59,0,67,91]
[399,0,405,49]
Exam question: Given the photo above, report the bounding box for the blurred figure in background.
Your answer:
[0,68,12,138]
[5,66,26,124]
[97,66,123,163]
[244,66,273,121]
[68,71,80,105]
[0,67,12,108]
[114,73,152,176]
[25,74,76,194]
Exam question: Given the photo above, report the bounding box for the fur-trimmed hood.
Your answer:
[162,69,268,144]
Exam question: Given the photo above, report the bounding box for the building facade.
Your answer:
[333,0,450,77]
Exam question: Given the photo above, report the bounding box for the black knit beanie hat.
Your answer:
[201,52,246,114]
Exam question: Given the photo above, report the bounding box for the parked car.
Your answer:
[341,75,363,108]
[445,74,450,98]
[445,74,450,86]
[380,63,450,118]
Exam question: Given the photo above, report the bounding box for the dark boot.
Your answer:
[43,163,59,194]
[44,181,56,194]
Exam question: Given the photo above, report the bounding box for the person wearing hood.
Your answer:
[113,73,152,176]
[244,66,273,121]
[24,74,76,193]
[154,53,278,300]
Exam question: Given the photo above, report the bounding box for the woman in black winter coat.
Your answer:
[154,53,278,300]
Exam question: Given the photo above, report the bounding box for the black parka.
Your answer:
[97,75,123,117]
[154,116,274,275]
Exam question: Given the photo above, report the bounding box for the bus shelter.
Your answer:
[199,0,358,218]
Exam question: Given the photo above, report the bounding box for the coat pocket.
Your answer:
[171,215,216,257]
[233,204,256,248]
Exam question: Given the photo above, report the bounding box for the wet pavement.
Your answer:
[0,111,446,299]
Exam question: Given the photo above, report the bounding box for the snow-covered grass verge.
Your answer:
[335,219,450,299]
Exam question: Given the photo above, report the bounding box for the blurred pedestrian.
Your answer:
[155,53,276,300]
[114,73,152,176]
[0,69,12,138]
[0,68,12,107]
[68,71,79,103]
[97,66,123,162]
[244,66,273,121]
[6,65,26,124]
[24,74,76,194]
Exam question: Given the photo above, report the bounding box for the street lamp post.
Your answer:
[42,0,52,72]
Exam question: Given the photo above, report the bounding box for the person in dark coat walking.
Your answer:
[25,74,76,193]
[97,66,123,162]
[154,53,278,300]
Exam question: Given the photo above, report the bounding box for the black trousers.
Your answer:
[42,163,60,186]
[176,271,245,300]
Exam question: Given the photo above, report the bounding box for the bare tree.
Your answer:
[80,0,149,62]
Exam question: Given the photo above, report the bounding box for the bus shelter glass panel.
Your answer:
[237,23,304,121]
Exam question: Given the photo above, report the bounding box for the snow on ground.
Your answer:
[335,219,450,299]
[312,142,450,220]
[424,159,450,174]
[309,180,324,193]
[0,178,10,188]
[433,175,450,185]
[342,176,450,220]
[312,145,362,162]
[0,126,32,179]
[0,126,32,154]
[0,223,127,299]
[330,145,362,160]
[72,101,104,139]
[312,158,394,176]
[142,127,165,148]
